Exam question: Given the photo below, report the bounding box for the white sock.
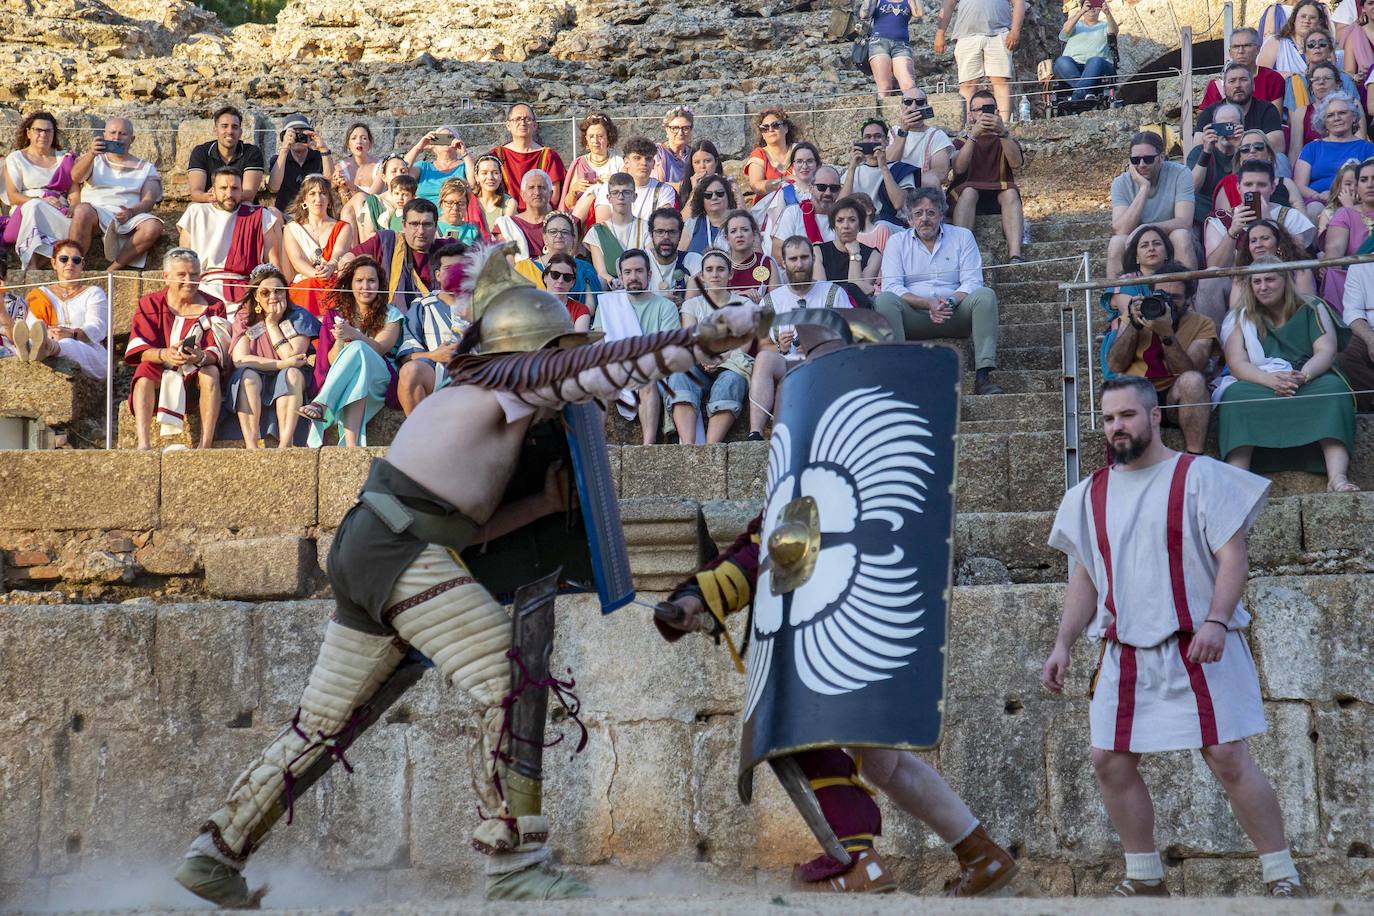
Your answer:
[1124,850,1164,882]
[1259,849,1300,884]
[947,818,979,847]
[484,844,552,876]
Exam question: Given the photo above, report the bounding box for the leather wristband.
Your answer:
[1202,619,1227,630]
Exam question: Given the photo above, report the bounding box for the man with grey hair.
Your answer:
[1199,27,1285,109]
[875,186,1003,393]
[1186,101,1245,216]
[68,116,165,270]
[1193,63,1283,153]
[125,247,228,451]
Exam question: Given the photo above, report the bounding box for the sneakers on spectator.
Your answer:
[973,370,1004,395]
[746,431,764,441]
[10,320,30,361]
[1112,877,1169,897]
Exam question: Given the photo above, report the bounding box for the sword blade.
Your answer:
[769,755,852,867]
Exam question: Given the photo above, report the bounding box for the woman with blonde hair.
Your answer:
[1216,257,1356,489]
[284,174,353,316]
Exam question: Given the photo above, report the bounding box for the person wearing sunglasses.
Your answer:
[841,119,919,224]
[540,253,592,331]
[889,88,955,189]
[1108,130,1196,278]
[1192,63,1285,158]
[950,88,1026,262]
[512,210,602,307]
[769,164,843,263]
[680,173,736,255]
[11,238,108,378]
[744,107,799,200]
[1211,130,1302,215]
[1258,0,1332,76]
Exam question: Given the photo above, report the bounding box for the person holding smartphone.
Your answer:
[404,124,475,205]
[1187,103,1244,218]
[888,88,955,190]
[1053,0,1118,103]
[268,115,334,213]
[68,116,165,270]
[841,119,918,222]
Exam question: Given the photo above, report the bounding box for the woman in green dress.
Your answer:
[1218,256,1358,491]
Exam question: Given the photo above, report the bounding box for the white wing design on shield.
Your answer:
[743,424,791,723]
[790,387,934,696]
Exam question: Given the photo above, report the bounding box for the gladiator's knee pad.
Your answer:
[201,620,404,864]
[385,544,511,706]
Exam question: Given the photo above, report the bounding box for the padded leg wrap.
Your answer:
[200,621,404,864]
[385,544,511,706]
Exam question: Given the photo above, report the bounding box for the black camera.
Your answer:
[292,129,309,144]
[1139,293,1174,321]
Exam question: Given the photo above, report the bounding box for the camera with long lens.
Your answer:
[1138,292,1175,322]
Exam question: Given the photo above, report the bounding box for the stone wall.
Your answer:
[1,578,1371,903]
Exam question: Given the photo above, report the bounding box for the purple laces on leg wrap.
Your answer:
[280,703,374,825]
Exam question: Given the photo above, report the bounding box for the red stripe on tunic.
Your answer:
[1177,634,1221,746]
[1115,645,1138,752]
[1089,467,1118,636]
[1166,454,1197,633]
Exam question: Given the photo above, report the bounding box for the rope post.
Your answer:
[105,271,115,450]
[569,104,579,167]
[1062,259,1083,491]
[1081,250,1096,431]
[1181,27,1195,159]
[1223,1,1234,51]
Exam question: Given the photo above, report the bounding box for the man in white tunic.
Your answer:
[1042,376,1307,899]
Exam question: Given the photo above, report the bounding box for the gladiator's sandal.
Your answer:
[943,825,1020,897]
[179,621,404,903]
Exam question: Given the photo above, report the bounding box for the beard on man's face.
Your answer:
[1109,427,1152,465]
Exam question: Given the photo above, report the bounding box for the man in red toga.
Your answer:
[490,103,567,211]
[1042,376,1307,899]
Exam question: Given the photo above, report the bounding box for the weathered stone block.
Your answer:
[1246,496,1301,570]
[0,737,43,882]
[948,583,1084,700]
[1300,491,1374,553]
[161,448,318,529]
[606,720,694,864]
[151,602,263,732]
[1005,431,1066,513]
[620,497,706,590]
[724,440,768,501]
[620,444,727,500]
[955,511,1061,581]
[542,721,616,865]
[0,606,157,734]
[1314,701,1374,852]
[1249,575,1374,703]
[0,355,102,431]
[133,528,202,575]
[0,451,159,530]
[689,715,816,869]
[250,601,337,724]
[317,446,385,529]
[699,499,758,552]
[204,535,314,599]
[954,433,1008,512]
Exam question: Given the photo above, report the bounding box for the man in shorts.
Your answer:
[934,0,1025,122]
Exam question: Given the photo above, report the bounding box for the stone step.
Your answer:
[0,575,1366,893]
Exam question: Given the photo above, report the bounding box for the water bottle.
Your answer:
[1017,95,1032,123]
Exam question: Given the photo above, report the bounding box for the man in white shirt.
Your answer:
[843,120,920,222]
[593,136,676,223]
[68,117,165,270]
[748,236,853,439]
[177,169,283,314]
[645,207,702,304]
[875,186,1002,394]
[769,166,841,262]
[887,89,955,188]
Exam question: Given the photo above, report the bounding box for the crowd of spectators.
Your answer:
[0,96,1022,449]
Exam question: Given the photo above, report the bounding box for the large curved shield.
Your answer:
[738,342,960,801]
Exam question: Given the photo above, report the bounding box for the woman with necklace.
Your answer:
[743,107,799,202]
[562,112,624,225]
[681,174,736,255]
[284,175,354,316]
[666,249,753,443]
[700,209,777,303]
[18,238,107,378]
[3,111,76,268]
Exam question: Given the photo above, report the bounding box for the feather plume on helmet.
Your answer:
[450,241,601,355]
